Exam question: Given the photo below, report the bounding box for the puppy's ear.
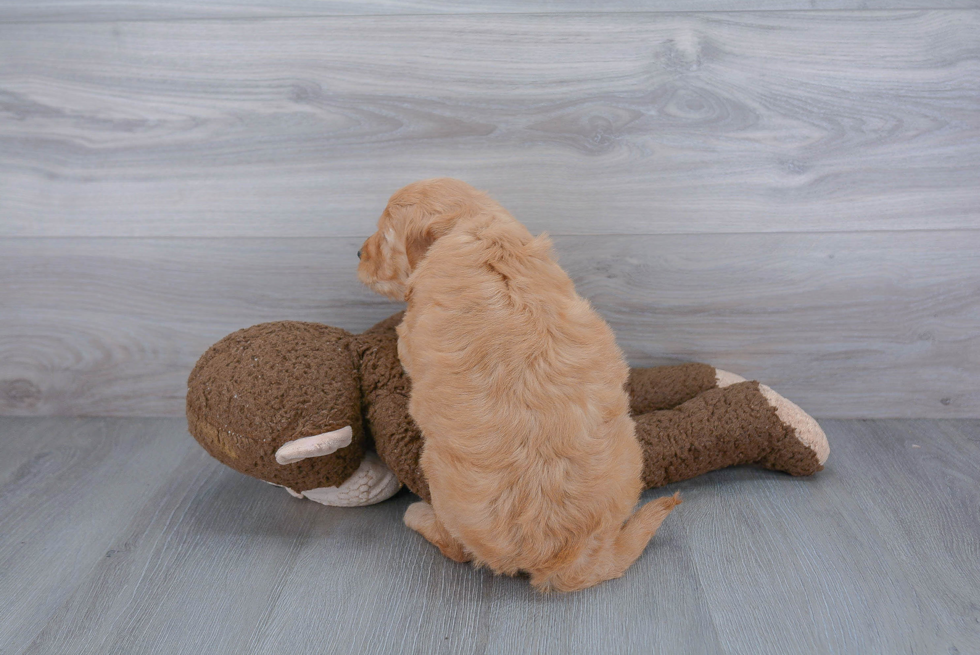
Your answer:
[404,207,463,270]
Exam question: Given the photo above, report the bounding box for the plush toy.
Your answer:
[186,312,829,507]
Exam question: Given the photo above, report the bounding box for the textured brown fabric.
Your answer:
[352,312,431,502]
[634,381,822,489]
[186,321,365,491]
[627,363,718,415]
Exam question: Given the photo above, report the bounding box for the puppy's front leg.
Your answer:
[404,501,471,563]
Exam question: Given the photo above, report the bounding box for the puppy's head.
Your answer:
[357,178,489,300]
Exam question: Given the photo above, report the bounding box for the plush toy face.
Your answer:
[186,321,366,491]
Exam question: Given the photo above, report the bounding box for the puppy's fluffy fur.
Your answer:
[358,179,679,592]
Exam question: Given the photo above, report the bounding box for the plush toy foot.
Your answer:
[713,371,828,466]
[290,453,402,507]
[757,384,830,467]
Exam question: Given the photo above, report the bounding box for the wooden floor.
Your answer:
[1,418,977,654]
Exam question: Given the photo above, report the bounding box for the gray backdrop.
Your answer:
[1,3,978,418]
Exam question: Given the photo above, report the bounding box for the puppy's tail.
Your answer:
[531,493,681,593]
[612,493,681,567]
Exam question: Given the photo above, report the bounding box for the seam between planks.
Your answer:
[2,227,979,241]
[2,8,980,26]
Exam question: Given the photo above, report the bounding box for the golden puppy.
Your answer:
[358,178,679,592]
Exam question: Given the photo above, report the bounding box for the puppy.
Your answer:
[358,178,679,592]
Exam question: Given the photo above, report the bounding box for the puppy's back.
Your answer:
[401,210,654,584]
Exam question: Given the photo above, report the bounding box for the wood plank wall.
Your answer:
[1,4,978,418]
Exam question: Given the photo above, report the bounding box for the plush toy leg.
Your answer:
[293,453,402,507]
[634,381,829,489]
[627,363,746,415]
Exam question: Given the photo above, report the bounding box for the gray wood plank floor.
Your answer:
[1,417,977,654]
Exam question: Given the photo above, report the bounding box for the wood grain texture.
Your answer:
[1,417,977,654]
[1,231,977,418]
[679,418,980,654]
[4,1,980,22]
[0,418,204,652]
[1,12,977,237]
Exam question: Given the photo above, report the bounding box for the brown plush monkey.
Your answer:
[187,313,828,507]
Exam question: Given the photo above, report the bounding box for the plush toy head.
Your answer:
[186,313,426,505]
[187,321,366,490]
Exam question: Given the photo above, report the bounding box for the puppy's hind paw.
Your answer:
[403,500,436,532]
[404,501,472,563]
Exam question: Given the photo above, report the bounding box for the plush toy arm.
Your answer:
[626,363,747,415]
[353,313,431,503]
[635,380,829,489]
